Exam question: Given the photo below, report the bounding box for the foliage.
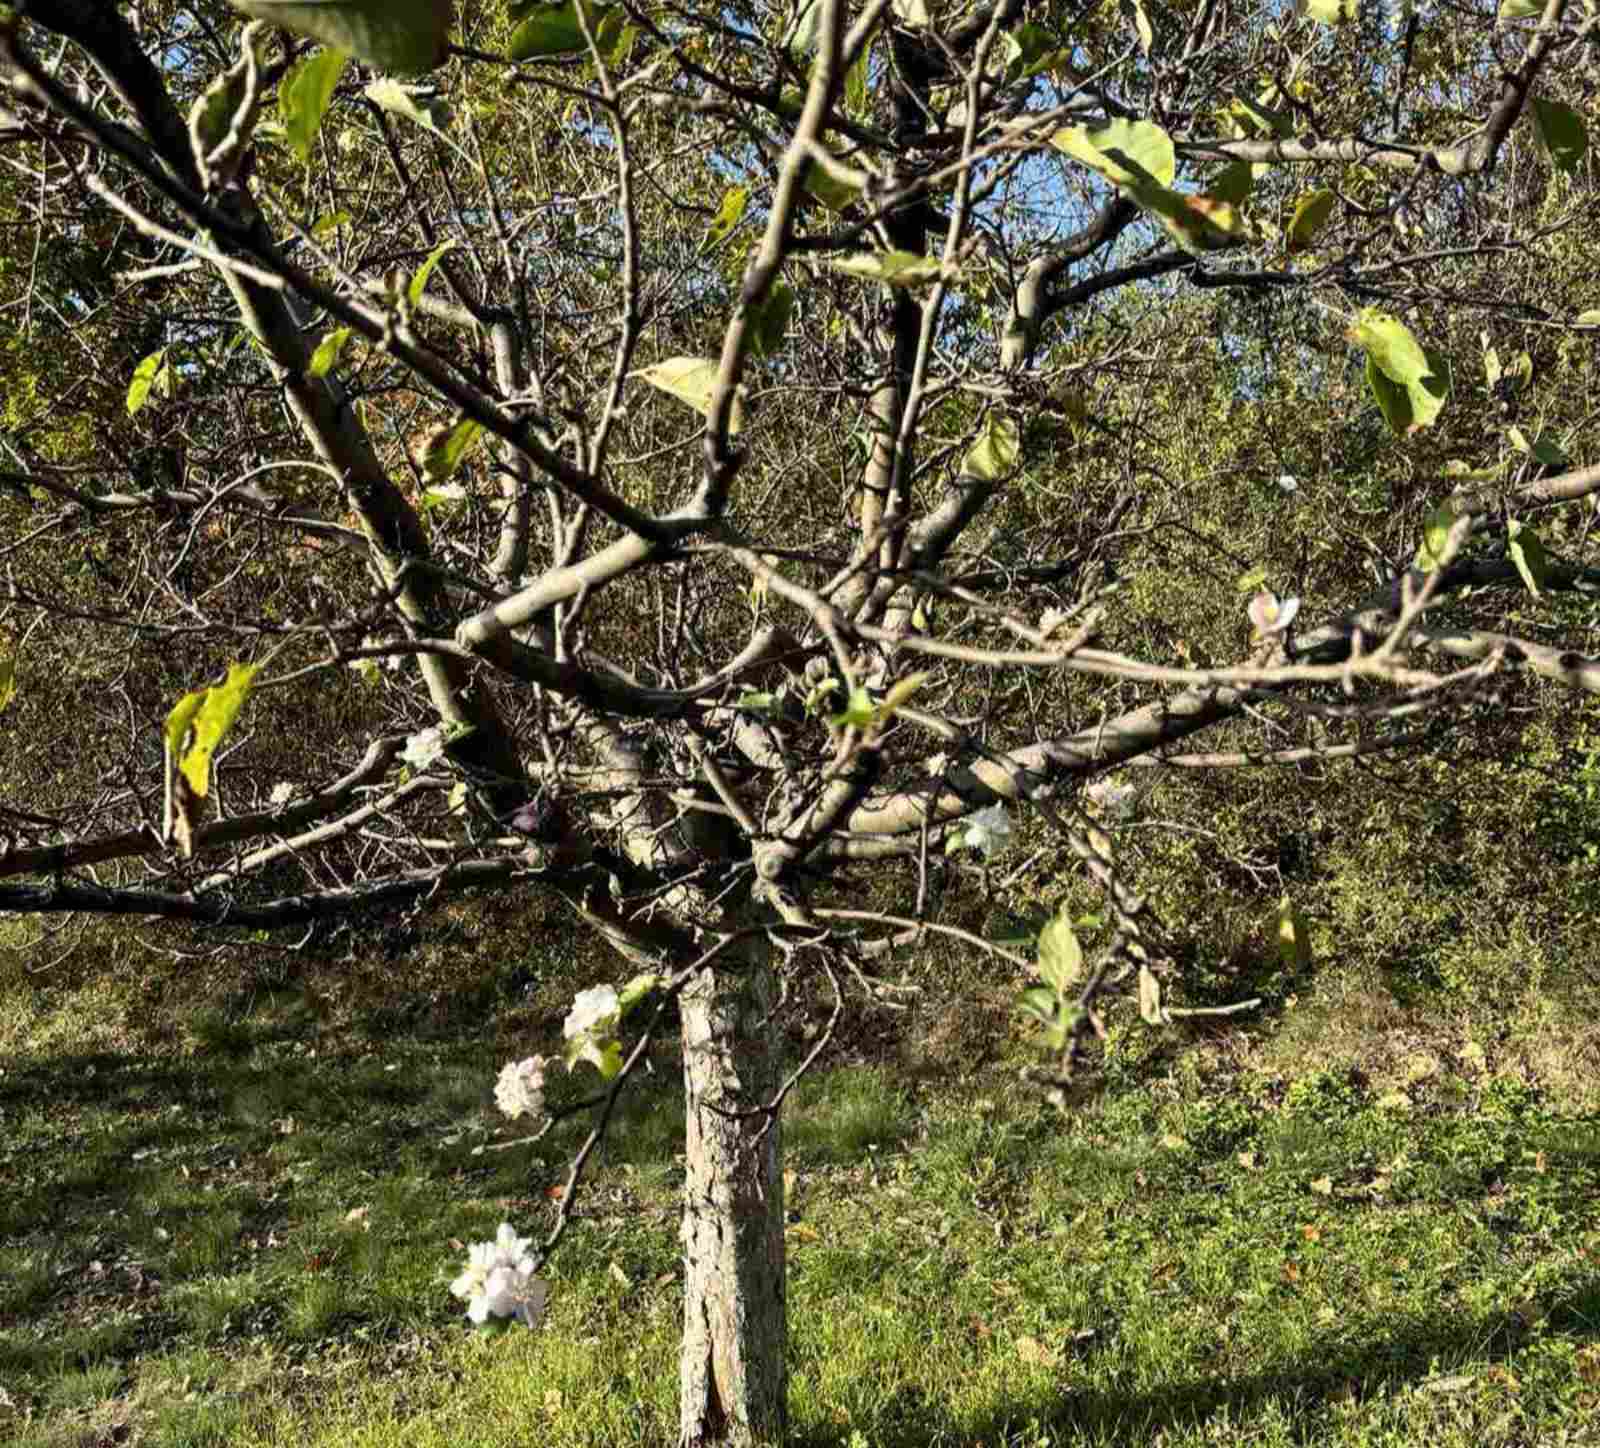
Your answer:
[1,0,1597,1439]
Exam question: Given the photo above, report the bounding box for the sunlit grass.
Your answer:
[3,925,1598,1448]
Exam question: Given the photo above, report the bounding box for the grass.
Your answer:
[1,918,1598,1448]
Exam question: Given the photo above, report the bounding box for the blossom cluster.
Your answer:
[450,1223,549,1328]
[493,1055,548,1121]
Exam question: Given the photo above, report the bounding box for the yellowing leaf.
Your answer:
[127,349,171,416]
[706,185,749,244]
[1287,190,1335,252]
[1132,0,1154,53]
[0,655,15,714]
[1051,118,1177,187]
[1309,1174,1334,1195]
[228,0,451,74]
[1138,963,1165,1025]
[167,663,261,798]
[1297,0,1358,21]
[1275,894,1311,974]
[829,250,949,286]
[632,357,743,434]
[963,415,1020,480]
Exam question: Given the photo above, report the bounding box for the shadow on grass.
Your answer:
[791,1269,1600,1447]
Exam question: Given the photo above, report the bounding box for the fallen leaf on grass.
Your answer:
[1015,1335,1059,1368]
[1309,1175,1333,1196]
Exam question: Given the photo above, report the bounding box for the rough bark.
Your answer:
[678,936,786,1448]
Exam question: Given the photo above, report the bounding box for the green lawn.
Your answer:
[2,927,1598,1447]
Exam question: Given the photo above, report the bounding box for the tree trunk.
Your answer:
[678,937,786,1447]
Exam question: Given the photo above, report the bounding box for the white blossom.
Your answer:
[1248,590,1300,637]
[268,781,295,806]
[1277,473,1298,493]
[494,1056,548,1121]
[450,1223,548,1328]
[963,803,1012,859]
[401,725,446,769]
[564,984,620,1041]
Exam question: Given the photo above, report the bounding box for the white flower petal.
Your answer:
[564,985,620,1040]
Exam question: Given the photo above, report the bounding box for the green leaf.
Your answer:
[566,1033,624,1078]
[509,1,590,58]
[845,42,871,114]
[632,356,743,433]
[167,663,261,798]
[307,327,352,378]
[1497,0,1544,18]
[126,348,170,417]
[706,185,749,245]
[407,238,457,306]
[0,655,15,714]
[1287,189,1335,252]
[1507,426,1568,468]
[1036,908,1083,995]
[746,282,794,359]
[228,0,450,74]
[1576,310,1600,328]
[616,971,662,1019]
[1349,308,1430,386]
[1232,90,1294,139]
[829,686,876,729]
[188,28,264,181]
[364,78,452,140]
[311,210,351,238]
[878,672,927,719]
[1351,312,1447,434]
[1532,98,1587,174]
[1274,894,1311,975]
[420,419,484,483]
[1415,498,1463,573]
[1207,161,1255,206]
[1235,564,1269,594]
[1003,22,1059,79]
[278,47,348,165]
[963,416,1020,480]
[1507,519,1549,598]
[829,250,948,286]
[1051,118,1176,187]
[1017,986,1060,1028]
[801,154,863,212]
[735,691,778,714]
